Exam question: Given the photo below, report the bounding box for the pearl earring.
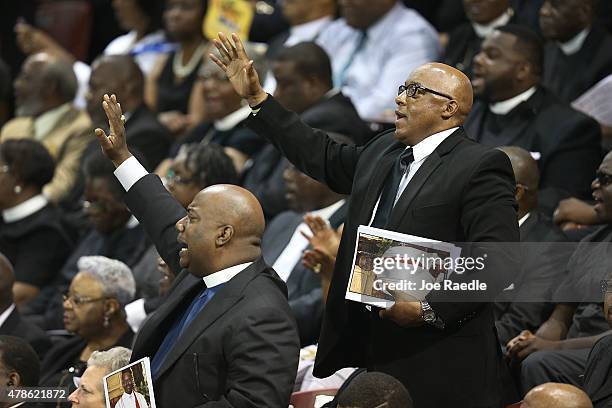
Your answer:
[13,185,22,194]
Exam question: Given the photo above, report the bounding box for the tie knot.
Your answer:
[398,148,414,172]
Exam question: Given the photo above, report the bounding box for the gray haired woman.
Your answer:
[39,256,136,399]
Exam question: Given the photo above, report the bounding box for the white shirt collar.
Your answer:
[214,105,252,131]
[559,28,590,55]
[126,215,139,229]
[309,199,346,220]
[471,8,514,39]
[286,16,333,47]
[203,262,253,288]
[411,127,459,163]
[2,194,48,223]
[489,86,537,115]
[518,212,531,227]
[33,103,72,141]
[0,304,15,328]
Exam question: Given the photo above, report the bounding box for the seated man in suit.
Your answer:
[467,24,601,211]
[0,52,93,203]
[494,147,571,346]
[507,151,612,395]
[211,33,520,408]
[262,163,347,346]
[0,335,40,408]
[86,55,171,170]
[0,254,50,359]
[540,0,612,105]
[522,383,593,408]
[243,42,371,220]
[94,94,300,407]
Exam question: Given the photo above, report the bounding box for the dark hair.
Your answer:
[184,143,238,188]
[0,139,55,189]
[337,372,414,408]
[83,150,125,200]
[273,42,333,88]
[496,24,544,76]
[136,0,165,33]
[43,57,78,103]
[0,335,40,387]
[93,54,145,97]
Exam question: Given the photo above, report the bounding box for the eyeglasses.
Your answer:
[595,171,612,187]
[166,169,196,185]
[63,293,107,306]
[601,279,612,294]
[398,83,453,100]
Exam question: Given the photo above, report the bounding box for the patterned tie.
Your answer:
[335,31,367,87]
[371,148,414,228]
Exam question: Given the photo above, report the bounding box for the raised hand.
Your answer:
[209,32,268,107]
[300,215,342,259]
[94,94,132,167]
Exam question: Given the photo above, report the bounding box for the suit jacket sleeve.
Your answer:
[197,307,299,408]
[427,148,520,325]
[247,96,362,195]
[124,173,186,275]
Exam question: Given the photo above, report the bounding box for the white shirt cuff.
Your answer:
[114,156,149,192]
[125,298,147,333]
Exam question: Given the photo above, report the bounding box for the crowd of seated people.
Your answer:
[1,0,612,407]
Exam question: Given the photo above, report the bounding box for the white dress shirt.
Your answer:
[116,391,149,408]
[272,200,345,282]
[559,28,590,56]
[369,127,458,224]
[0,304,15,329]
[518,212,531,227]
[2,194,48,223]
[316,1,440,122]
[489,86,537,115]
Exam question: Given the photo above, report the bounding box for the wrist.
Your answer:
[247,92,268,108]
[112,152,133,168]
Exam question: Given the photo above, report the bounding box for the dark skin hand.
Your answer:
[94,94,133,167]
[506,330,560,360]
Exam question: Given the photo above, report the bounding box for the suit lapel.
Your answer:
[0,308,19,335]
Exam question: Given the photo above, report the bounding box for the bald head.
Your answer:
[498,146,539,191]
[522,383,592,408]
[0,253,15,308]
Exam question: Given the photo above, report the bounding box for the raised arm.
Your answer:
[95,94,186,274]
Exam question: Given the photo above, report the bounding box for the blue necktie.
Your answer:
[371,148,414,228]
[335,31,367,87]
[151,284,219,376]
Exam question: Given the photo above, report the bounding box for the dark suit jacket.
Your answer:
[125,174,300,408]
[261,204,347,346]
[543,25,612,103]
[248,96,520,408]
[584,334,612,408]
[494,211,571,345]
[124,104,171,169]
[465,87,602,207]
[0,306,51,359]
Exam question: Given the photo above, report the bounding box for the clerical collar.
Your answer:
[34,103,71,141]
[472,8,514,39]
[203,262,253,288]
[489,86,537,115]
[2,194,48,223]
[214,105,251,131]
[559,28,589,55]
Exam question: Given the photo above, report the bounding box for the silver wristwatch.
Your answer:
[420,301,445,329]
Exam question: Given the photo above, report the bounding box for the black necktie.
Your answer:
[372,148,414,228]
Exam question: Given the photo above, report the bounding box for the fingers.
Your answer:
[212,39,231,63]
[94,128,113,151]
[219,32,238,60]
[209,53,227,71]
[300,230,313,241]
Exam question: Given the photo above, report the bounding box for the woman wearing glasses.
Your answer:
[0,139,73,306]
[39,256,135,401]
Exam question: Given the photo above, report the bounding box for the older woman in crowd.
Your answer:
[39,256,135,391]
[68,347,132,408]
[0,139,72,306]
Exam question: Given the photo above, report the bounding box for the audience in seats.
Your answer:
[86,55,171,170]
[494,146,571,346]
[39,256,135,393]
[0,139,73,305]
[243,42,370,220]
[68,347,132,408]
[170,44,267,173]
[0,53,93,203]
[506,153,612,395]
[262,162,347,346]
[522,383,593,408]
[0,335,40,408]
[146,0,208,137]
[0,254,50,359]
[315,0,440,122]
[467,25,601,211]
[21,151,147,330]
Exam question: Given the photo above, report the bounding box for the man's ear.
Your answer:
[7,371,20,387]
[441,100,459,119]
[515,61,532,82]
[216,225,234,247]
[515,184,526,202]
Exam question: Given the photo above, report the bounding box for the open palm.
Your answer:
[209,32,267,106]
